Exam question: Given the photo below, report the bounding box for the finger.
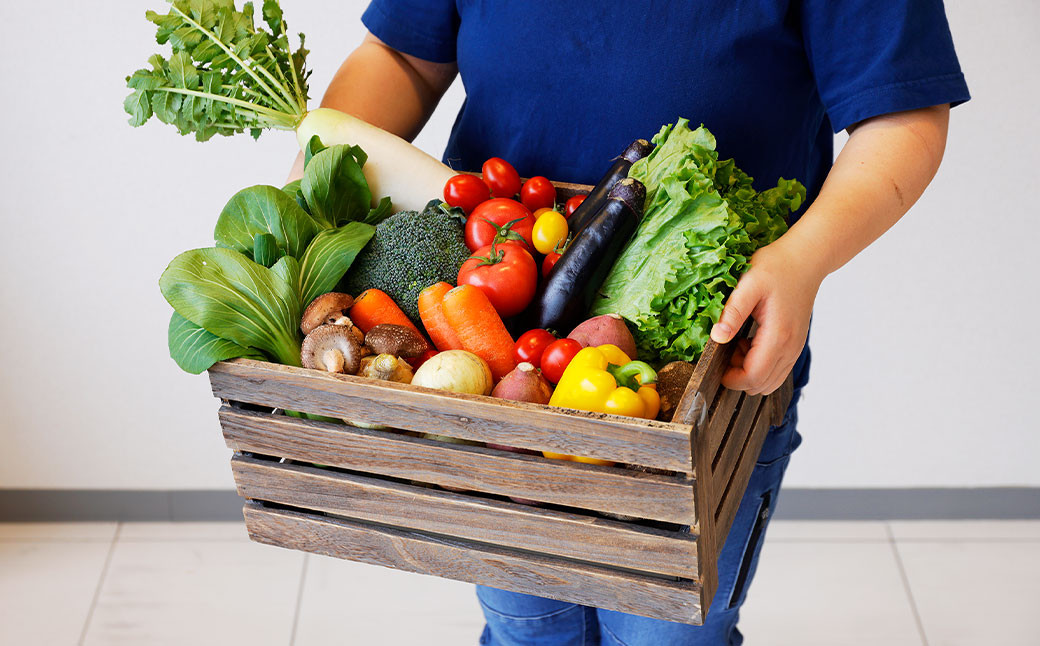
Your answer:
[723,320,784,392]
[729,338,751,368]
[710,277,763,344]
[749,355,794,396]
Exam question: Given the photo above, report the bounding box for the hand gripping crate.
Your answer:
[207,183,794,625]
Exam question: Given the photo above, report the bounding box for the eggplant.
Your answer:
[568,139,653,234]
[528,178,646,333]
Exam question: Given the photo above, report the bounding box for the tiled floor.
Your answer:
[1,521,1037,645]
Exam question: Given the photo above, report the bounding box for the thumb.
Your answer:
[710,278,761,344]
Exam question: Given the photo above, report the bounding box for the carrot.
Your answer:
[441,285,516,380]
[350,289,423,336]
[418,283,465,351]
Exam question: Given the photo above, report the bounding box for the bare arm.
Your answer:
[287,33,457,181]
[710,104,951,394]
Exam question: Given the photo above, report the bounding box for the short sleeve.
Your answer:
[802,0,970,132]
[362,0,460,64]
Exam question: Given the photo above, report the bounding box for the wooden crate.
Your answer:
[206,182,794,625]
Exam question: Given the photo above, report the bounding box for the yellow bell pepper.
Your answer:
[543,345,659,465]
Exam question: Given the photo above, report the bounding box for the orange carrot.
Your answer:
[418,282,465,351]
[441,285,516,380]
[350,289,423,336]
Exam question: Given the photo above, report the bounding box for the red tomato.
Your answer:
[444,174,490,215]
[563,195,587,218]
[541,251,561,278]
[514,329,556,366]
[457,242,538,318]
[465,198,536,252]
[540,338,582,384]
[521,176,556,212]
[481,158,522,198]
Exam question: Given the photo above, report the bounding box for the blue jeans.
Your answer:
[476,391,803,646]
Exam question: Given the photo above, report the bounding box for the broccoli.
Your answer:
[342,200,471,323]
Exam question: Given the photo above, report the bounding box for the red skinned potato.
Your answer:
[567,313,638,360]
[491,362,553,404]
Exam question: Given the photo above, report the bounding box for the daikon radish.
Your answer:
[125,1,454,212]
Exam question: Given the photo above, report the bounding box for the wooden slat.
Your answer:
[713,403,772,541]
[706,388,744,462]
[244,503,703,625]
[769,373,795,426]
[210,359,693,473]
[232,454,698,577]
[220,407,695,524]
[712,395,764,481]
[690,417,720,616]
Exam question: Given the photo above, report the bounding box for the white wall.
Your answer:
[0,1,1035,490]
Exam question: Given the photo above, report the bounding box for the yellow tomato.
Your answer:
[533,207,556,220]
[532,211,568,255]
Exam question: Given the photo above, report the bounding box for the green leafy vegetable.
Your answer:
[168,312,262,374]
[592,119,805,362]
[252,232,283,267]
[160,246,303,366]
[214,185,320,260]
[302,145,373,227]
[125,0,311,140]
[298,223,376,306]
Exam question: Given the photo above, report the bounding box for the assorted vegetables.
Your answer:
[133,3,806,477]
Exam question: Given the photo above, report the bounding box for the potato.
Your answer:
[567,313,638,360]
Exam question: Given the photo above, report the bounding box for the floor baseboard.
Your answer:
[1,488,1037,522]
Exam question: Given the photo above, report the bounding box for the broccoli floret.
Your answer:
[342,200,471,323]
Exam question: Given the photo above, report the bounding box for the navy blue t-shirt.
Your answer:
[362,0,969,387]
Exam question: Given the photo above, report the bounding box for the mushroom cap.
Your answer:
[364,324,430,358]
[301,292,356,335]
[301,324,363,374]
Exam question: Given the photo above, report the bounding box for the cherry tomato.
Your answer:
[563,195,587,218]
[540,338,582,384]
[465,198,536,252]
[481,158,521,198]
[532,211,568,255]
[457,242,538,317]
[514,329,556,366]
[443,174,490,215]
[521,176,556,212]
[533,207,555,220]
[541,251,561,278]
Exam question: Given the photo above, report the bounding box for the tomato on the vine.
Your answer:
[465,198,536,252]
[521,176,556,212]
[457,241,538,318]
[443,174,490,215]
[541,251,562,278]
[563,195,587,218]
[514,329,556,366]
[481,158,521,198]
[532,211,568,255]
[540,338,582,384]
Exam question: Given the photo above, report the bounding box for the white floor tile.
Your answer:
[889,520,1040,541]
[896,541,1040,646]
[82,539,303,646]
[0,521,117,541]
[117,521,249,541]
[738,541,923,646]
[0,541,112,645]
[293,553,486,646]
[766,520,889,541]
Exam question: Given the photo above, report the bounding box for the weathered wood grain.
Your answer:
[220,407,696,524]
[244,502,704,625]
[690,412,720,615]
[209,359,694,473]
[712,395,764,481]
[705,388,744,463]
[713,403,772,542]
[769,373,795,426]
[232,454,698,577]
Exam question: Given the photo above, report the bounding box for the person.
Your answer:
[291,2,969,644]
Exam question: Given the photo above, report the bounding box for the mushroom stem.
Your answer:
[322,349,345,373]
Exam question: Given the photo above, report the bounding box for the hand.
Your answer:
[709,239,824,395]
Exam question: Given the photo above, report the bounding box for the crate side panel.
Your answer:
[220,407,695,524]
[244,503,703,625]
[210,360,693,473]
[232,455,698,578]
[713,403,772,542]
